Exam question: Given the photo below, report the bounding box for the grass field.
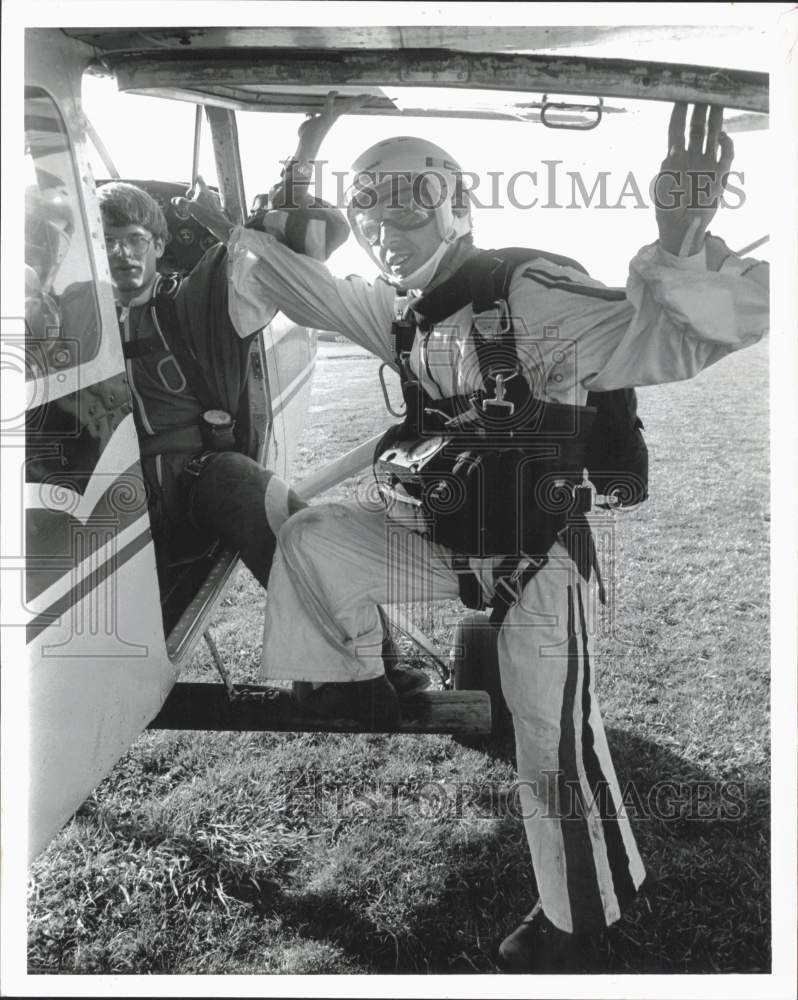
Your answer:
[27,336,771,976]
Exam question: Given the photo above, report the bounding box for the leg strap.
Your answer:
[489,515,604,627]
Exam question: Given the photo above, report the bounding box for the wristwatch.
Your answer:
[282,158,313,183]
[200,408,236,451]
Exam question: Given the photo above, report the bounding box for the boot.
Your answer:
[378,605,432,697]
[497,901,603,973]
[292,675,401,727]
[384,660,431,697]
[354,674,401,727]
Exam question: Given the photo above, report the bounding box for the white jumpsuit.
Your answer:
[225,229,768,934]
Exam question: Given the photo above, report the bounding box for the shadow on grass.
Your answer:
[29,728,769,976]
[265,728,770,975]
[603,728,770,975]
[272,812,531,974]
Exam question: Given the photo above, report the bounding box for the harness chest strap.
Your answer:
[385,253,601,623]
[391,249,565,419]
[388,293,482,429]
[152,279,217,414]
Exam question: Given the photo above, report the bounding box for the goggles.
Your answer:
[348,173,440,247]
[351,204,436,247]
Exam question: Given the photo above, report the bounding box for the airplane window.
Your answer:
[24,86,101,376]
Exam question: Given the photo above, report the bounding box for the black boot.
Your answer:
[384,660,431,697]
[497,901,605,973]
[292,675,401,727]
[378,605,431,697]
[354,675,401,727]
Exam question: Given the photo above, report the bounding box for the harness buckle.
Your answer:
[481,372,515,415]
[493,552,547,608]
[509,556,532,584]
[517,552,547,578]
[183,451,216,480]
[493,575,524,608]
[473,298,512,339]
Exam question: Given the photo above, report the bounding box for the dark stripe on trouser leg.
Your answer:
[557,585,606,932]
[576,585,638,911]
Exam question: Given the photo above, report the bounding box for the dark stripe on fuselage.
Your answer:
[25,460,148,602]
[270,362,315,419]
[26,527,152,644]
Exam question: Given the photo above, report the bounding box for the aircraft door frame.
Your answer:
[22,29,174,861]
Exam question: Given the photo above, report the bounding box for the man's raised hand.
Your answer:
[294,90,371,163]
[654,103,734,256]
[269,90,371,209]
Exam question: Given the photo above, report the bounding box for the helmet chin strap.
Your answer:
[395,212,472,292]
[397,231,458,292]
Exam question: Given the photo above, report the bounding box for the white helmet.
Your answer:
[345,136,473,289]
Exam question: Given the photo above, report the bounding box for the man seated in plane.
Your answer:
[98,95,432,699]
[95,96,349,609]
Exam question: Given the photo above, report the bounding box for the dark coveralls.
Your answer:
[117,248,276,591]
[118,207,345,602]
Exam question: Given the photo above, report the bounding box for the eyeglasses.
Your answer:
[104,234,153,256]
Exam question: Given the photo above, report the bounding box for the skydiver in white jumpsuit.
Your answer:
[175,102,768,971]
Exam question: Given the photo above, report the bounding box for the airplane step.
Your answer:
[148,682,492,736]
